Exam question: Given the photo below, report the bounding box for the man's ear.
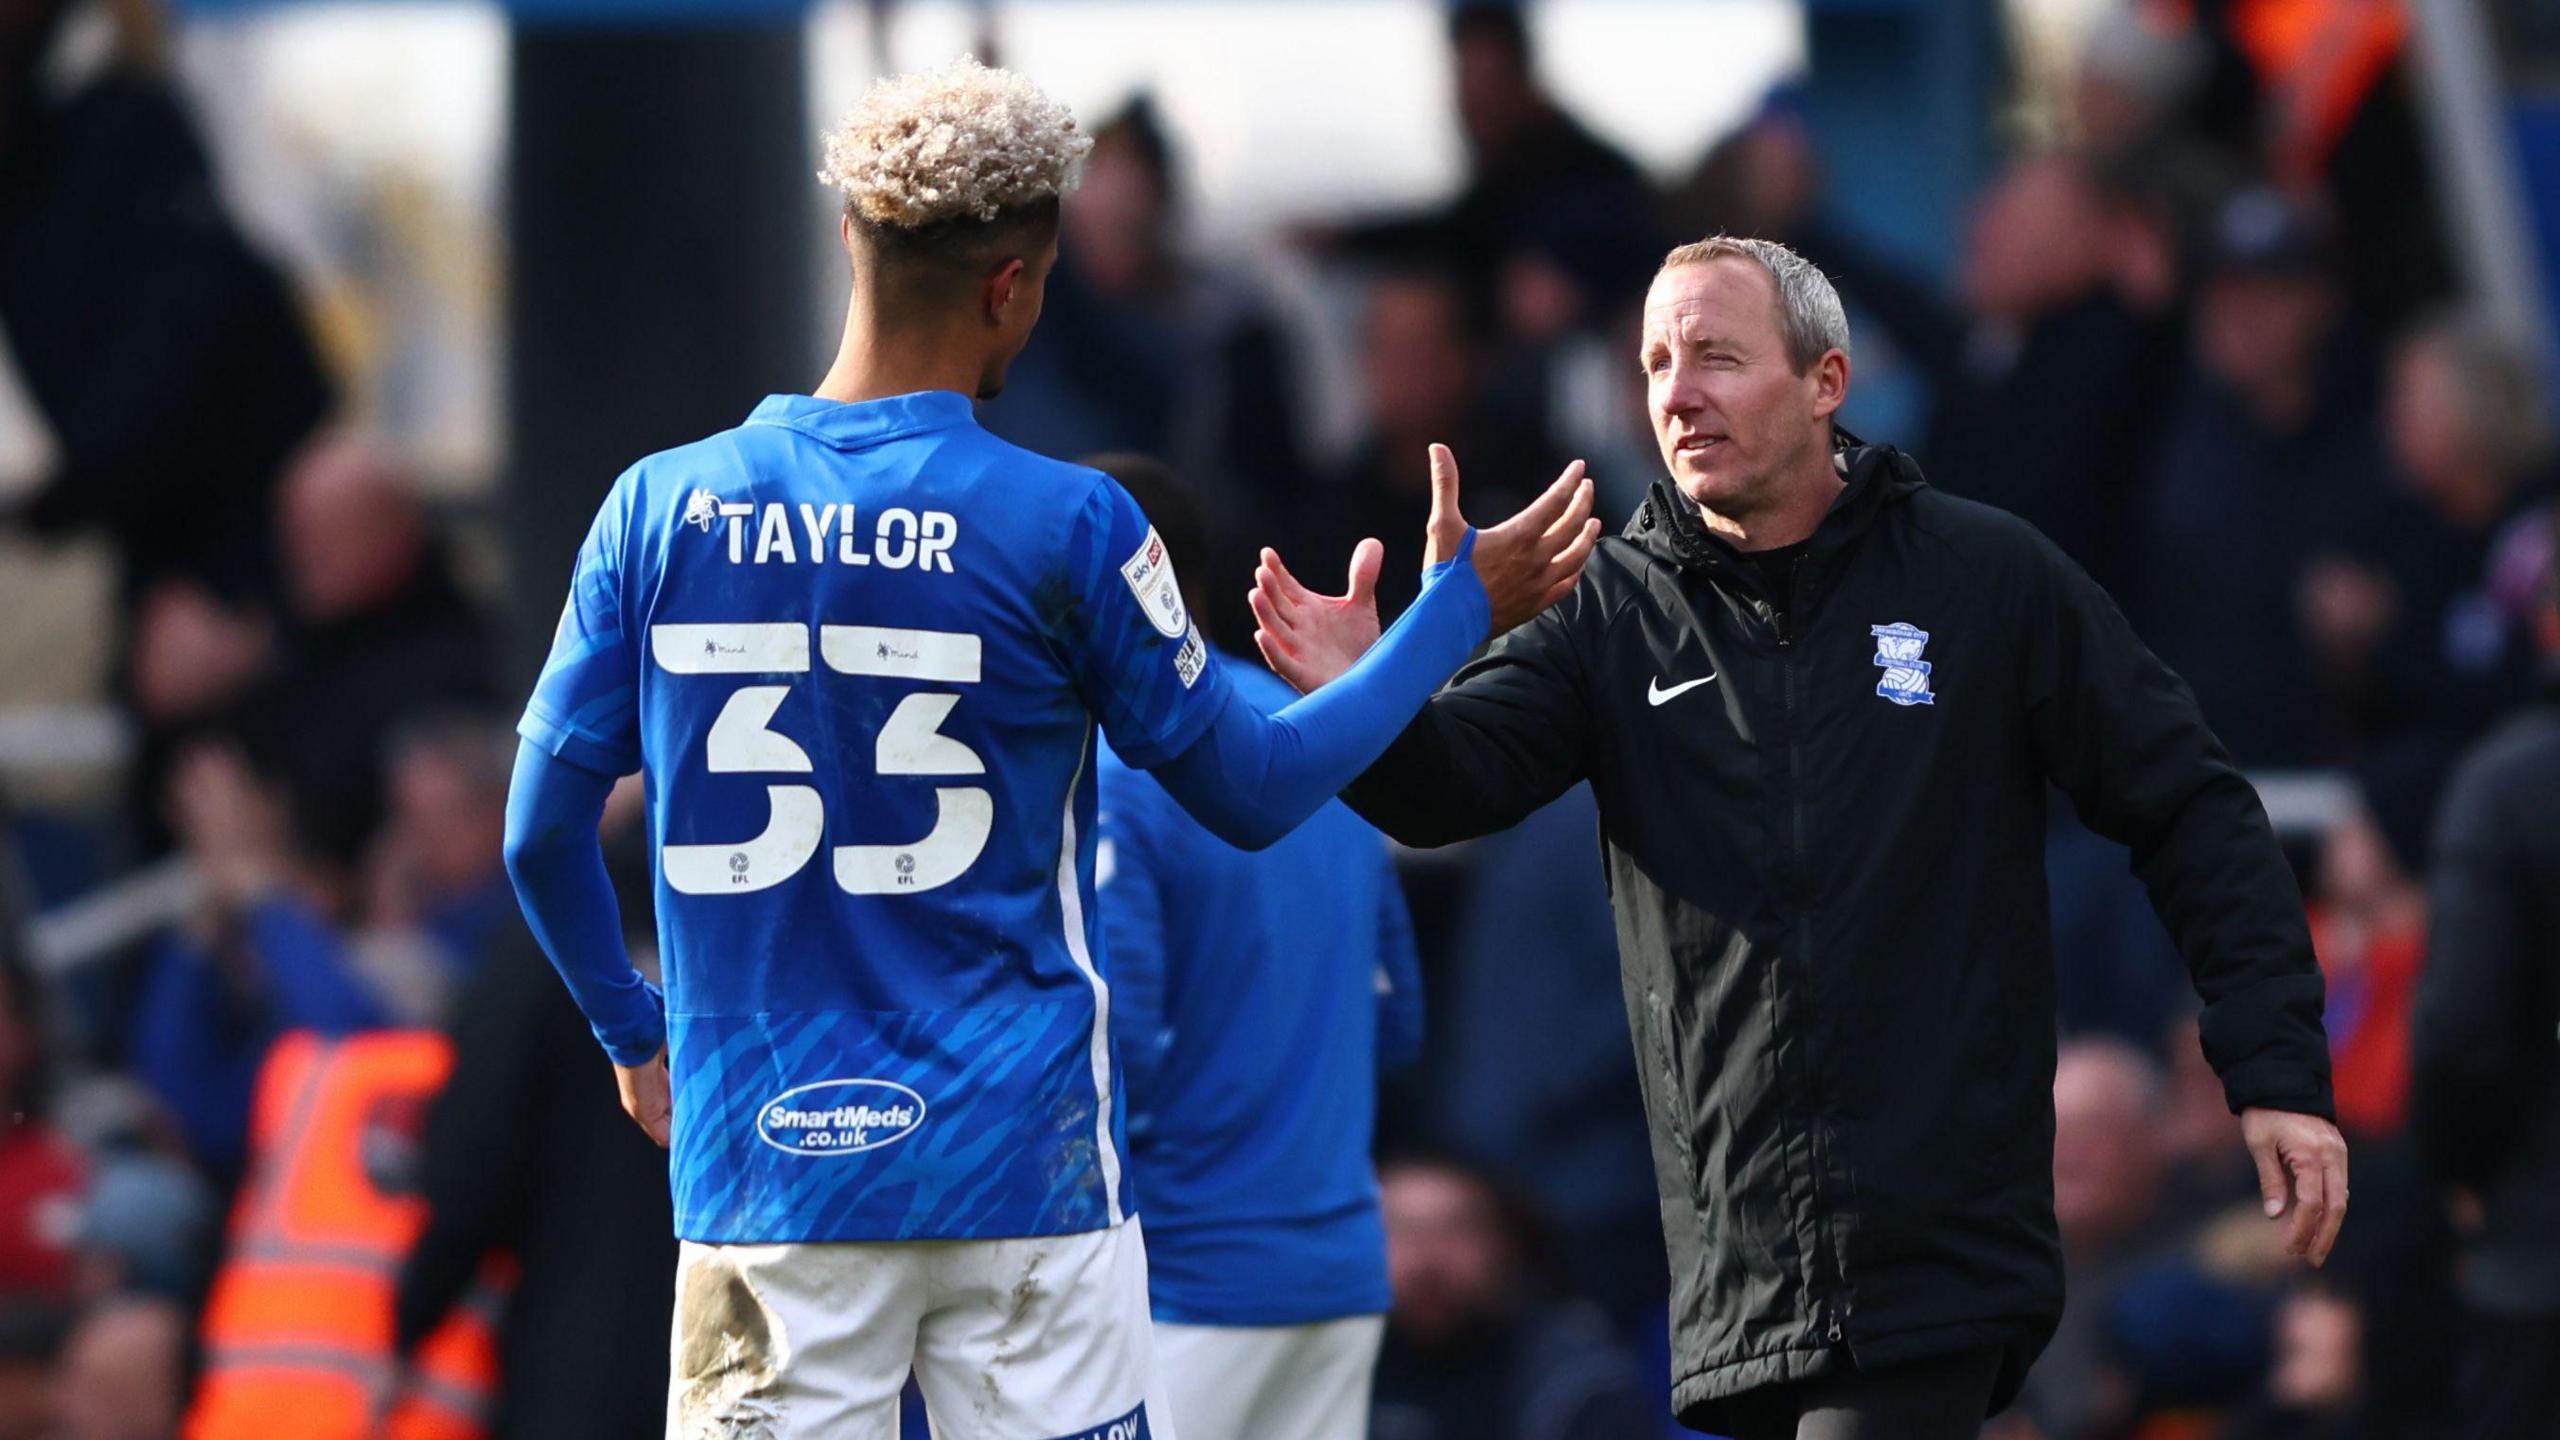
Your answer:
[840,213,856,252]
[985,257,1028,325]
[1809,348,1852,422]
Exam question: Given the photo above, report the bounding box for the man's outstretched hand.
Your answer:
[1253,446,1598,692]
[1252,537,1385,694]
[2241,1106,2349,1266]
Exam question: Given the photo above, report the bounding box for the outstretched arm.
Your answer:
[1251,448,1599,848]
[1151,533,1491,848]
[1150,449,1597,848]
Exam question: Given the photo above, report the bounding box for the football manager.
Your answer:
[1249,235,2348,1439]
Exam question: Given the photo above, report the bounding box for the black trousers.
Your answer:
[1717,1345,2004,1440]
[2457,1309,2560,1440]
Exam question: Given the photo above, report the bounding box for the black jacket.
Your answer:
[2416,695,2560,1315]
[1346,442,2334,1430]
[395,925,677,1440]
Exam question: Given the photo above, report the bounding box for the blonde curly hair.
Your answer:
[819,56,1092,229]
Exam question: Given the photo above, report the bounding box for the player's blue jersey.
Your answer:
[518,391,1232,1244]
[1096,661,1423,1326]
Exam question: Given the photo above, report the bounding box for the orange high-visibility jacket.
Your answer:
[186,1030,505,1440]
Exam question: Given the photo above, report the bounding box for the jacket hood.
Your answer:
[1628,433,1929,574]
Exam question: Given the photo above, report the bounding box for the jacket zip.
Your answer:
[1774,556,1848,1349]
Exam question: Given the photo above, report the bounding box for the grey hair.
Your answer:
[1658,235,1852,373]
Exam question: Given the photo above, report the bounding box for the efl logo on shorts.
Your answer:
[755,1079,927,1157]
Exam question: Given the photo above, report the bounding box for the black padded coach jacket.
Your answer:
[1344,439,2336,1432]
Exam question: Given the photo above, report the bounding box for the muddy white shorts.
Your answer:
[1150,1316,1382,1440]
[667,1218,1170,1440]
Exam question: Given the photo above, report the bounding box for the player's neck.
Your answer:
[812,306,985,407]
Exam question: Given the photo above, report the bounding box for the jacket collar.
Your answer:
[744,391,977,451]
[1629,430,1927,577]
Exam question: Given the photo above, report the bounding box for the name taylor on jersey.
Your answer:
[684,487,960,571]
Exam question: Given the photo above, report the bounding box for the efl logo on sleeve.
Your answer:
[1120,528,1190,639]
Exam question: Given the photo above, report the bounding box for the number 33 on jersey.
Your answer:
[516,391,1232,1246]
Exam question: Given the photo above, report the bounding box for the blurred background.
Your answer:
[2,0,2557,1436]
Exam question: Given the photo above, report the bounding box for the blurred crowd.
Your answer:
[2,0,2555,1436]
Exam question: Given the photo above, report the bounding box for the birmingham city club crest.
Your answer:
[1870,622,1935,706]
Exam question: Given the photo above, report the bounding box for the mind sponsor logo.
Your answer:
[754,1079,926,1157]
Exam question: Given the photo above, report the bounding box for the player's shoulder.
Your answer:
[971,432,1126,528]
[613,422,775,517]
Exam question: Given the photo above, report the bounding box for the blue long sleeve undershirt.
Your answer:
[502,747,662,1065]
[506,533,1489,1063]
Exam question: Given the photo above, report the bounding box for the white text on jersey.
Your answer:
[707,500,960,571]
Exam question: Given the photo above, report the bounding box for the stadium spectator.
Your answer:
[2303,316,2552,755]
[1338,3,1651,308]
[0,0,333,607]
[348,716,518,1024]
[978,94,1311,627]
[119,436,497,867]
[2211,1282,2368,1440]
[1297,267,1565,620]
[1368,1154,1653,1440]
[242,437,497,869]
[1662,91,1823,249]
[1090,454,1423,1440]
[2128,185,2388,767]
[2204,0,2454,334]
[1920,153,2180,596]
[184,1027,503,1438]
[127,713,510,1184]
[2020,1039,2180,1439]
[47,1295,185,1440]
[127,744,386,1181]
[2415,603,2560,1439]
[394,809,673,1440]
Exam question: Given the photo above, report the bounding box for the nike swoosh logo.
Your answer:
[1647,673,1717,706]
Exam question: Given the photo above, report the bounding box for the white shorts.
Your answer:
[1151,1316,1383,1440]
[667,1219,1172,1440]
